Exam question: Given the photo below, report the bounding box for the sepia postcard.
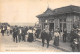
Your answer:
[0,0,80,52]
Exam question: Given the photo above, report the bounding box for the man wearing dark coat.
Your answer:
[13,26,18,43]
[35,29,41,38]
[70,30,78,43]
[41,29,51,48]
[22,27,26,42]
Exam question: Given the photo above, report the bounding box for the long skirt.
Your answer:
[27,33,34,42]
[54,36,59,46]
[1,30,5,36]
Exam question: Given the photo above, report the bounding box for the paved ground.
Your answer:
[36,37,72,52]
[0,33,63,52]
[36,36,80,52]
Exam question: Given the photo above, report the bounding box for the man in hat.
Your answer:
[41,29,51,48]
[13,26,18,43]
[22,27,26,42]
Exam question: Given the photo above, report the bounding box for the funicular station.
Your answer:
[36,5,80,40]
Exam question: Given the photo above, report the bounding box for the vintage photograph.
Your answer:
[0,0,80,52]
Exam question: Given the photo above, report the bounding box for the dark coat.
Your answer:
[36,29,41,38]
[63,31,67,37]
[70,31,79,42]
[41,31,51,41]
[13,28,18,37]
[22,28,26,36]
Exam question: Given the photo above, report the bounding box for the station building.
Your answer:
[36,5,80,34]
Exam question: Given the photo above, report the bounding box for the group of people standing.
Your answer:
[0,25,12,36]
[0,25,41,43]
[12,26,39,43]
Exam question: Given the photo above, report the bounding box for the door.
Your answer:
[49,23,54,32]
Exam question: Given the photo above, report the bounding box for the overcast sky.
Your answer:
[0,0,80,23]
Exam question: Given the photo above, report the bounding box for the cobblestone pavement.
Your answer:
[0,34,63,52]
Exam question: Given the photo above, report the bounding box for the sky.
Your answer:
[0,0,80,24]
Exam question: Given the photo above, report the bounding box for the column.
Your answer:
[66,17,72,33]
[54,19,59,31]
[62,21,63,34]
[66,15,72,41]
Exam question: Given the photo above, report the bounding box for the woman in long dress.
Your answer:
[53,31,60,46]
[27,28,34,42]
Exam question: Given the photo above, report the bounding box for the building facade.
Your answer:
[36,5,80,34]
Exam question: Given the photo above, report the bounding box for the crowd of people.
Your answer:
[0,24,80,52]
[0,25,41,43]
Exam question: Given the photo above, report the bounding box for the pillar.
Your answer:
[54,18,59,31]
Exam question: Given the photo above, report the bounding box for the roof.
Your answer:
[37,5,80,18]
[36,8,53,18]
[53,5,80,15]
